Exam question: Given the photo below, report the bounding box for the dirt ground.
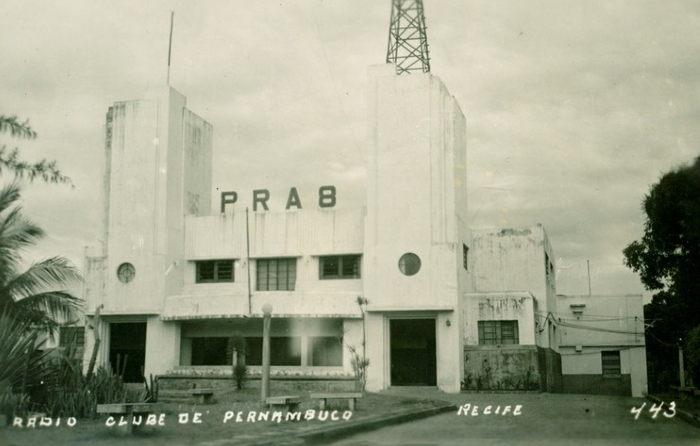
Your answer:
[331,392,700,446]
[0,388,446,446]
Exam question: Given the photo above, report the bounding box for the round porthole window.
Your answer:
[398,253,421,276]
[117,263,136,283]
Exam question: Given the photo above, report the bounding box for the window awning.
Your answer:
[366,305,454,313]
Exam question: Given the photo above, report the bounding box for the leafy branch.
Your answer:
[0,116,37,140]
[0,116,73,186]
[0,146,73,186]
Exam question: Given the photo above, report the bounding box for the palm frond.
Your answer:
[0,182,22,215]
[12,291,83,337]
[0,206,45,252]
[0,310,49,389]
[1,257,83,331]
[0,183,46,288]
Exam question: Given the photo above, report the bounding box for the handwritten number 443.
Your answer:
[630,402,676,420]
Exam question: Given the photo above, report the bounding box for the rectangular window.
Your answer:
[309,337,343,366]
[256,258,296,291]
[245,337,263,366]
[319,255,361,279]
[463,244,469,271]
[244,337,301,366]
[545,253,554,287]
[602,351,621,377]
[60,327,85,349]
[60,326,85,361]
[191,337,229,365]
[196,260,234,283]
[478,321,519,345]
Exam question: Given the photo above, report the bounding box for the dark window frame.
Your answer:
[398,252,421,276]
[319,255,361,280]
[601,350,621,378]
[463,244,469,271]
[191,337,230,366]
[545,252,554,287]
[477,320,519,345]
[60,326,85,347]
[196,259,235,283]
[244,337,301,366]
[256,258,297,291]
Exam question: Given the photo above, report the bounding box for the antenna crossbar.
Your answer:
[385,0,431,74]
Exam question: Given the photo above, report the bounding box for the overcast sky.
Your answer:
[1,0,698,301]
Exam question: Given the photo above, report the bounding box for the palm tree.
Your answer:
[0,309,50,390]
[0,115,83,418]
[0,182,82,337]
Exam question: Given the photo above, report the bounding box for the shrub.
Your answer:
[40,365,127,418]
[37,333,127,418]
[348,344,370,392]
[526,371,539,390]
[0,311,49,394]
[461,373,474,390]
[0,382,29,419]
[233,364,248,390]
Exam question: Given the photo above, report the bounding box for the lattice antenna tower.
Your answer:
[385,0,431,75]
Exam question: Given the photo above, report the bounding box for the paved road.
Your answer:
[330,393,700,446]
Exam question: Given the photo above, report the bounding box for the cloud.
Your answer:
[1,0,699,301]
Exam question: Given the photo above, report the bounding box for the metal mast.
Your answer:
[385,0,431,75]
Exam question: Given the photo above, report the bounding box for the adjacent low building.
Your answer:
[557,294,647,396]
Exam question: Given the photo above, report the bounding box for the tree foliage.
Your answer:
[686,324,700,387]
[0,310,50,392]
[623,156,700,389]
[0,115,72,186]
[0,182,83,336]
[0,115,85,415]
[623,156,700,294]
[0,116,81,335]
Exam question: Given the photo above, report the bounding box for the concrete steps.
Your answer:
[380,386,446,398]
[158,389,196,404]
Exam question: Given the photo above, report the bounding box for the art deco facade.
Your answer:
[82,66,647,397]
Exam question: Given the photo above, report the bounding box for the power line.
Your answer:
[559,345,646,356]
[644,328,679,349]
[535,311,644,336]
[537,311,641,321]
[558,316,639,322]
[556,319,643,336]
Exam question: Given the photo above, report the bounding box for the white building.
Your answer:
[82,65,647,396]
[556,294,647,396]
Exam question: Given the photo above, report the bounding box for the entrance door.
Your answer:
[109,322,147,383]
[390,319,437,386]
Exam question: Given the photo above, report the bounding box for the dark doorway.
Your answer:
[109,322,147,383]
[390,319,437,386]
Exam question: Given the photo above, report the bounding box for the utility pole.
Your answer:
[587,260,592,296]
[679,340,686,388]
[260,303,273,402]
[166,12,174,85]
[386,0,431,75]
